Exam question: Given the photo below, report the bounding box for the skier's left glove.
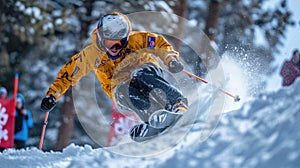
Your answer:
[168,59,184,73]
[41,95,56,112]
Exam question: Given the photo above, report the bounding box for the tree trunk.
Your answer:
[170,0,187,52]
[79,0,93,40]
[204,0,221,41]
[55,89,75,151]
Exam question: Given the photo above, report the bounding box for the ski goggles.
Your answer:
[103,37,127,50]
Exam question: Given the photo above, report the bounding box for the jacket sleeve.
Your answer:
[25,110,34,128]
[145,33,179,66]
[46,48,94,101]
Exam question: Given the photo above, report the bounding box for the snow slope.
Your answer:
[1,79,300,168]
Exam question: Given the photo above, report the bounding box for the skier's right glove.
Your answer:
[41,95,56,112]
[168,59,184,73]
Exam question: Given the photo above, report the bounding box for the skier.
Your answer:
[280,49,300,87]
[41,12,188,142]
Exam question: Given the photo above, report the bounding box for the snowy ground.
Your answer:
[1,76,300,167]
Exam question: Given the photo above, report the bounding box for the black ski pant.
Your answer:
[115,63,184,122]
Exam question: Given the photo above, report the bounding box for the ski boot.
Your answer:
[130,98,188,142]
[148,97,188,128]
[171,97,188,113]
[129,122,166,142]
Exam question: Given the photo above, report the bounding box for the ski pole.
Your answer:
[182,69,240,102]
[39,110,49,150]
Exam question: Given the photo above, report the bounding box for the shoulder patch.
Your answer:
[148,36,156,49]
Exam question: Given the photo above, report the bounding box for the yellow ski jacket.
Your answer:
[46,29,179,101]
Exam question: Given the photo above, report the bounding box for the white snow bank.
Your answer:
[1,79,300,168]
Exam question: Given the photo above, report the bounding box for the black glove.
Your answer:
[168,59,184,73]
[41,95,56,112]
